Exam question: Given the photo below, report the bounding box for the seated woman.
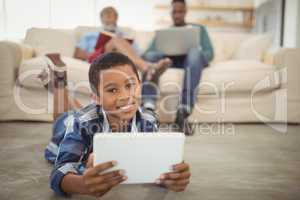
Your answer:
[74,6,171,78]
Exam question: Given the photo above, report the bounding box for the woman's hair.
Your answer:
[100,6,118,18]
[88,52,140,96]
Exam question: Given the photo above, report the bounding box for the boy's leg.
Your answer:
[46,53,69,121]
[46,54,82,121]
[44,112,69,163]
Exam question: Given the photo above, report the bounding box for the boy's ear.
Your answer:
[91,93,102,106]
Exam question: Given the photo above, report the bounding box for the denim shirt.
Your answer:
[45,103,159,196]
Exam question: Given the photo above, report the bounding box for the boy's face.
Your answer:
[93,64,141,122]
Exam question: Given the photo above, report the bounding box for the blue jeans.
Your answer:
[142,47,209,112]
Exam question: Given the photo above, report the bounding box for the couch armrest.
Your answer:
[273,48,300,100]
[0,41,23,96]
[20,43,35,60]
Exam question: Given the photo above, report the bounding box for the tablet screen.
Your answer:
[93,132,185,184]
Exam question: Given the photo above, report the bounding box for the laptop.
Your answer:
[93,132,185,184]
[155,26,200,56]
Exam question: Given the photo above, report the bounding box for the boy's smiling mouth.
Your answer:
[116,102,136,112]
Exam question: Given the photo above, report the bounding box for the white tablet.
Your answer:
[93,132,185,184]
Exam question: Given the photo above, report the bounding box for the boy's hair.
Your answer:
[100,6,118,18]
[171,0,186,5]
[89,52,140,96]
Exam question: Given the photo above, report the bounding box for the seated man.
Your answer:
[74,6,171,76]
[143,0,214,135]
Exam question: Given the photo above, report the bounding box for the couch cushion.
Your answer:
[18,56,91,94]
[209,32,252,64]
[159,60,281,95]
[24,28,76,57]
[232,33,273,61]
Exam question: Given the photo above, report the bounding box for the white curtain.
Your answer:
[0,0,5,39]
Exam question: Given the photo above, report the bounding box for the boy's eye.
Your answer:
[107,88,118,93]
[126,82,136,89]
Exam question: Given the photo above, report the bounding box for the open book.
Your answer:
[95,30,134,50]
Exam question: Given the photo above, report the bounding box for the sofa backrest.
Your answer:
[24,28,76,57]
[74,26,102,42]
[23,27,272,63]
[209,32,251,63]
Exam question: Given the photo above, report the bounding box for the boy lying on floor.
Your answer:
[44,52,190,197]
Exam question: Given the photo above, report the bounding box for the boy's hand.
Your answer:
[82,154,127,197]
[156,162,190,192]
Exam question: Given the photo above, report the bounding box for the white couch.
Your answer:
[0,26,299,124]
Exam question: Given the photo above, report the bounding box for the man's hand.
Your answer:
[82,154,127,197]
[156,162,191,192]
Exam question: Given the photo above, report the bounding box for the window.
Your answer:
[51,0,95,29]
[5,0,50,39]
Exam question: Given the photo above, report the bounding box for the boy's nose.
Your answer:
[118,89,131,101]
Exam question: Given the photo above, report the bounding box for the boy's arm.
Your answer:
[50,117,126,197]
[60,155,126,197]
[50,116,88,196]
[60,173,87,195]
[157,162,191,192]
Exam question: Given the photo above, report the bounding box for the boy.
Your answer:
[45,52,190,197]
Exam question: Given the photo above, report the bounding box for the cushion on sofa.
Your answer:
[18,56,91,94]
[232,33,273,61]
[159,60,281,95]
[24,28,77,57]
[210,32,251,64]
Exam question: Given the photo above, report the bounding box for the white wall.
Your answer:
[283,0,299,48]
[0,0,167,39]
[94,0,167,30]
[0,0,256,40]
[51,0,95,28]
[254,0,271,7]
[0,0,5,39]
[5,0,50,39]
[297,0,300,48]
